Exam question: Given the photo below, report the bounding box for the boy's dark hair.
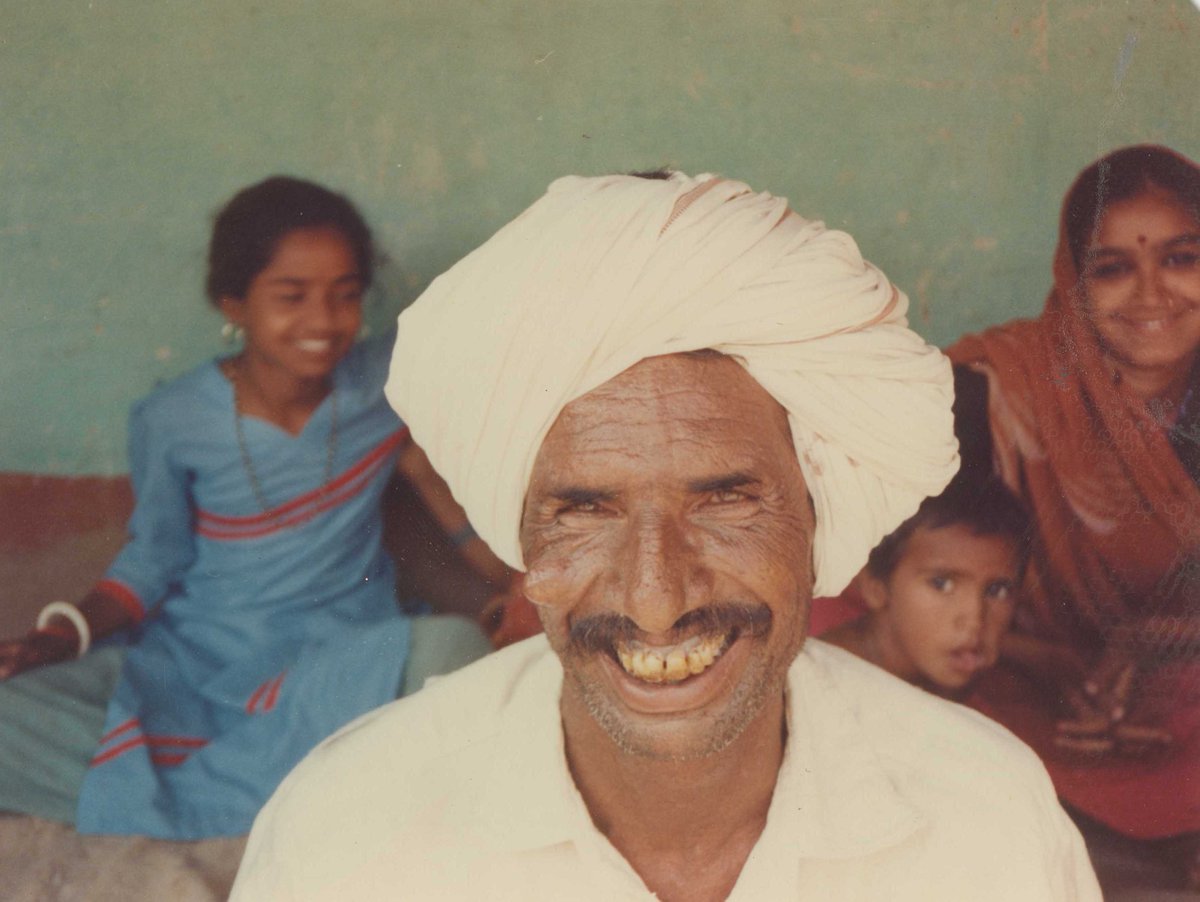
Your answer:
[1063,145,1200,271]
[205,176,375,307]
[865,475,1031,582]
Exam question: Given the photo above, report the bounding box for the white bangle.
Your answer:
[36,601,91,658]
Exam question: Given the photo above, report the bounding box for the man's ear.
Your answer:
[858,571,890,613]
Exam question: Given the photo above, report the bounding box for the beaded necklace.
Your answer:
[229,361,339,512]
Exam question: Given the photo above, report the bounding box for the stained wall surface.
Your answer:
[2,0,1198,474]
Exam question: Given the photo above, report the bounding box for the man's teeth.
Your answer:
[615,633,729,683]
[296,340,332,352]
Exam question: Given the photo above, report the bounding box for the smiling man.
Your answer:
[232,173,1101,901]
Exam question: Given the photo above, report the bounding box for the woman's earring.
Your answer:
[221,322,244,345]
[358,324,372,340]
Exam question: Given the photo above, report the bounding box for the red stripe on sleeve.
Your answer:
[95,579,146,623]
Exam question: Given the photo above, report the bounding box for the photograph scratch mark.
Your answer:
[1029,2,1049,73]
[1113,31,1138,88]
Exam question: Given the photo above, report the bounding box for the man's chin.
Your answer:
[566,644,784,762]
[580,691,756,761]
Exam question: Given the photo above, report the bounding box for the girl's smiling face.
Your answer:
[221,227,365,384]
[1080,188,1200,383]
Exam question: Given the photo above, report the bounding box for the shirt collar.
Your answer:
[478,637,924,863]
[481,641,586,853]
[764,640,925,859]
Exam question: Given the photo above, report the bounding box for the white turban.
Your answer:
[386,173,957,596]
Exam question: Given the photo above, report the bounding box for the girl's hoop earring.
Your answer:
[221,322,244,345]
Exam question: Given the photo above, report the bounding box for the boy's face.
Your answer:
[863,523,1019,695]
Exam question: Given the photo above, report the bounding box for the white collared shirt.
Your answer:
[232,638,1100,901]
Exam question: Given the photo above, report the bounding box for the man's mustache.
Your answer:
[569,603,772,654]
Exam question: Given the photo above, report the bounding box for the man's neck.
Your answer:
[561,691,787,902]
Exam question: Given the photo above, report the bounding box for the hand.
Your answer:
[0,630,78,680]
[1053,647,1171,758]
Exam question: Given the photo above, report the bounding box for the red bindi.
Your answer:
[1137,235,1147,245]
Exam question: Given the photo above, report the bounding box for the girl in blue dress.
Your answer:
[0,177,502,839]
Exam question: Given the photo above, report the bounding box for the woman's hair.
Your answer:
[1063,145,1200,270]
[205,176,375,306]
[865,475,1031,582]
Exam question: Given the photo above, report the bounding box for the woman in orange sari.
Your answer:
[949,145,1200,883]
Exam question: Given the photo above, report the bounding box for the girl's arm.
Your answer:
[395,440,514,588]
[1,396,199,679]
[0,585,133,679]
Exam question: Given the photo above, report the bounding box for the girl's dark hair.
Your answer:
[629,167,676,180]
[205,176,374,306]
[865,475,1031,582]
[1063,145,1200,270]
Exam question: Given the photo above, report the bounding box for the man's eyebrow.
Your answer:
[686,472,761,494]
[547,486,617,506]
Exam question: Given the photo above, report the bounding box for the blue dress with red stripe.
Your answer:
[75,332,412,839]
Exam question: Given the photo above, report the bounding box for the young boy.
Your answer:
[821,476,1030,699]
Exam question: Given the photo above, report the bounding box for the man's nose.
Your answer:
[619,514,692,634]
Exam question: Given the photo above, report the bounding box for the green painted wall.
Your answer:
[2,0,1197,474]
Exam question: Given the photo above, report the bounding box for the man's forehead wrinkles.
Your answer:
[552,431,774,470]
[574,364,764,406]
[562,402,780,441]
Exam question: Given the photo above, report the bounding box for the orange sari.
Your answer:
[948,192,1200,839]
